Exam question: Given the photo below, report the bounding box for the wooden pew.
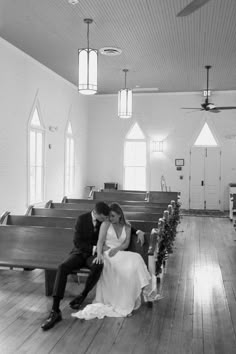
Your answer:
[0,213,76,229]
[61,197,168,208]
[149,191,179,203]
[27,207,83,218]
[0,225,73,296]
[49,201,166,214]
[0,225,150,295]
[28,207,162,222]
[93,191,148,202]
[1,212,157,234]
[128,220,158,233]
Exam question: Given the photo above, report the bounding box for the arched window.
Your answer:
[124,123,147,190]
[194,122,218,147]
[65,121,75,195]
[28,107,45,204]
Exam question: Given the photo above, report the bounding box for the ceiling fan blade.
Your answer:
[216,106,236,110]
[177,0,212,17]
[209,109,220,113]
[181,108,201,110]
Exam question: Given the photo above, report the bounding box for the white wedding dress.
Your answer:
[72,224,152,319]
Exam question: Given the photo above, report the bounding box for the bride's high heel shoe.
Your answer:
[142,288,153,308]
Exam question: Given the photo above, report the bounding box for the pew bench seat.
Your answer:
[0,225,150,296]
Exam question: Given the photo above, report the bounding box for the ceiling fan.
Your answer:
[181,65,236,113]
[177,0,212,17]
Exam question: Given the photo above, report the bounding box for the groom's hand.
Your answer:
[93,254,104,264]
[136,230,145,246]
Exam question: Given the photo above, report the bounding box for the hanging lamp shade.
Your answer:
[118,69,132,118]
[78,19,98,95]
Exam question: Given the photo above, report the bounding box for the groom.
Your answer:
[41,201,110,331]
[41,201,145,331]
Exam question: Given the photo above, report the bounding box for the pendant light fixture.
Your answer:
[78,18,97,95]
[118,69,132,118]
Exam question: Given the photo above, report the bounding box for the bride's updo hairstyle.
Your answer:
[109,203,129,226]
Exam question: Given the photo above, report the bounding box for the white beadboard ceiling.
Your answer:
[0,0,236,94]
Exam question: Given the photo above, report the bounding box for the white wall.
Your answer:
[1,36,236,213]
[87,92,236,210]
[0,37,88,215]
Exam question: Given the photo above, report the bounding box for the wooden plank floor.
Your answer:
[1,216,236,353]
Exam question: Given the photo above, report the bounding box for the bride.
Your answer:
[72,203,153,319]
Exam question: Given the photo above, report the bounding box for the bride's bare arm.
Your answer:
[109,225,131,257]
[93,221,110,264]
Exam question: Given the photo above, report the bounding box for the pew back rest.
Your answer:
[31,208,162,222]
[0,225,73,269]
[30,208,84,218]
[93,191,147,201]
[128,220,158,233]
[0,225,150,269]
[149,191,179,203]
[5,215,76,229]
[51,202,165,214]
[63,198,167,208]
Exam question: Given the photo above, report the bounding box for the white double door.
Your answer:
[189,147,221,210]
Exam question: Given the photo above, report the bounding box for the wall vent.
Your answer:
[99,47,122,56]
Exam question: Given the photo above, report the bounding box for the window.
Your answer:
[65,121,75,195]
[28,107,45,204]
[124,123,146,190]
[194,122,218,147]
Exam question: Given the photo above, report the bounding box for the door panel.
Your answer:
[204,148,221,209]
[190,148,221,210]
[190,148,205,209]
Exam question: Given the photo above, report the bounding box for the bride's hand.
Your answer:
[108,248,119,257]
[103,244,110,252]
[93,254,104,264]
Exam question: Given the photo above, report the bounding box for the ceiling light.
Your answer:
[203,90,211,97]
[118,69,132,119]
[78,19,97,95]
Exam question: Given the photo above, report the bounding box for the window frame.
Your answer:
[64,121,75,196]
[27,105,45,205]
[123,124,148,190]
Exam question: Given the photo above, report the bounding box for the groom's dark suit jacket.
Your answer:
[70,211,139,257]
[71,212,100,256]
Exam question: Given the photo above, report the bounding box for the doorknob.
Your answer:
[201,180,204,186]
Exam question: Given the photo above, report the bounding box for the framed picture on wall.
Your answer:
[175,159,184,167]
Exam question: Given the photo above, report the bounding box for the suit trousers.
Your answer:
[53,253,103,299]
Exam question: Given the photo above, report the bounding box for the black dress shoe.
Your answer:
[41,310,62,331]
[69,294,86,310]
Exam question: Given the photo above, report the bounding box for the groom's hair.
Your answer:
[94,201,110,216]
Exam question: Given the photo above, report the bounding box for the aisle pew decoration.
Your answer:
[148,199,181,277]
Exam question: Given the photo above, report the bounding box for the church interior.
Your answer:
[0,0,236,353]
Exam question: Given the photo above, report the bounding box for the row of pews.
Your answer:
[0,189,181,297]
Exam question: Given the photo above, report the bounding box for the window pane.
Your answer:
[36,132,43,166]
[35,166,42,202]
[124,142,146,166]
[29,126,44,204]
[30,166,36,204]
[30,131,36,165]
[65,136,75,195]
[194,122,218,146]
[126,123,145,139]
[66,138,70,169]
[31,108,41,127]
[70,139,74,167]
[125,167,146,190]
[67,122,72,135]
